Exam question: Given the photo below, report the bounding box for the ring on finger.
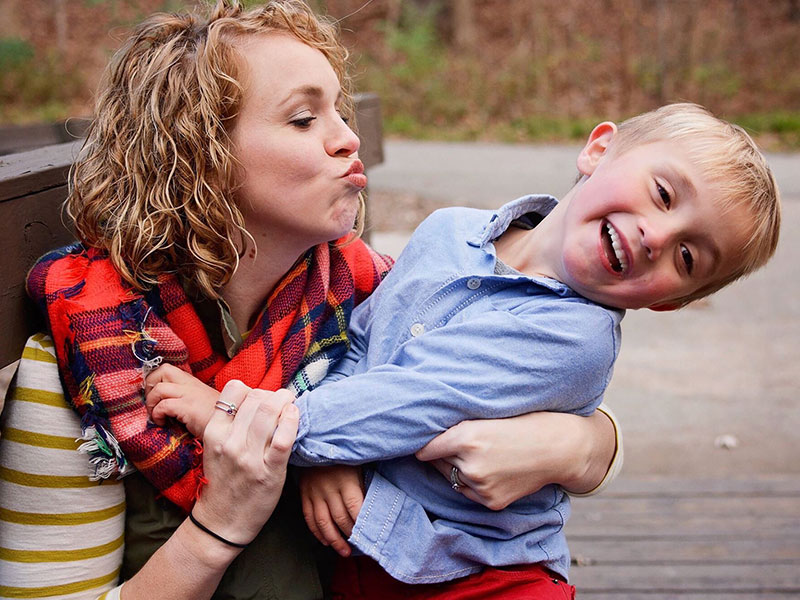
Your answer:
[214,399,238,416]
[450,466,465,492]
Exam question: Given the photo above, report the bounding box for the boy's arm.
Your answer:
[292,304,618,466]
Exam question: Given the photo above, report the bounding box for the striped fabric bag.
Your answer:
[0,333,124,600]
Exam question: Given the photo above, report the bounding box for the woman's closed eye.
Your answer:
[290,115,317,129]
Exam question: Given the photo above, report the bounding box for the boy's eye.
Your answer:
[290,116,316,129]
[657,183,671,208]
[680,245,694,274]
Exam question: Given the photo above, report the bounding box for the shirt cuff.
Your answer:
[98,584,123,599]
[567,403,623,497]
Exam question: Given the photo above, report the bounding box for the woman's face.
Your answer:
[229,33,364,253]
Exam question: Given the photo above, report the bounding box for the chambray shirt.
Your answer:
[291,195,623,583]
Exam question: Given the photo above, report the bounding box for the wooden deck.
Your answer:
[566,475,800,598]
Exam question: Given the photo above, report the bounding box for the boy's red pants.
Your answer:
[329,556,576,600]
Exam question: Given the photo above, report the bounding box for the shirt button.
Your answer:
[410,323,425,337]
[467,278,482,290]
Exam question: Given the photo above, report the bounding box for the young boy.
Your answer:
[149,103,780,597]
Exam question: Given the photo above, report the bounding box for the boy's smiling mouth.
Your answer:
[601,220,628,274]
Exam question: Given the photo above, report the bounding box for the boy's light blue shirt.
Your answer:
[291,195,624,583]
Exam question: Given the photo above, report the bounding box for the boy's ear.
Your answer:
[648,302,681,312]
[576,122,617,177]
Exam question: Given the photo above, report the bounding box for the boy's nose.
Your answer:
[639,221,673,261]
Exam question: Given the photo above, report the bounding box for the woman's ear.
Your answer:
[576,122,617,177]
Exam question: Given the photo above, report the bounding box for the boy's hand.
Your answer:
[144,364,220,438]
[299,465,364,557]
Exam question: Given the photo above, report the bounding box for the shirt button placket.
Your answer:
[466,277,482,290]
[410,323,425,337]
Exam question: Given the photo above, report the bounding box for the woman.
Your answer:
[0,1,619,599]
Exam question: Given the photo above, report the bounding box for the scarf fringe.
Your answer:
[76,421,133,481]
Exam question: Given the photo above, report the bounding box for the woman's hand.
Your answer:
[192,383,298,546]
[415,411,616,510]
[299,465,364,557]
[144,364,220,437]
[121,381,298,600]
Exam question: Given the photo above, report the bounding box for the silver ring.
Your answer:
[214,399,237,416]
[450,466,464,492]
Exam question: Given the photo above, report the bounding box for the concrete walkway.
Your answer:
[368,140,799,478]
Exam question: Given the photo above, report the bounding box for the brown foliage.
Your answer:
[2,0,799,130]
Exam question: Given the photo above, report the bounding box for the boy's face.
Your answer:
[553,128,751,309]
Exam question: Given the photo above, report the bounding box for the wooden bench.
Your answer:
[0,93,383,390]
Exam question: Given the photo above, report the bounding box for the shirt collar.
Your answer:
[468,194,559,248]
[468,194,577,297]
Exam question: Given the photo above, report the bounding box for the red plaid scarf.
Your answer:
[27,240,392,512]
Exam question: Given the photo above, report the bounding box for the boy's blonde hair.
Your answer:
[609,103,781,307]
[68,0,361,299]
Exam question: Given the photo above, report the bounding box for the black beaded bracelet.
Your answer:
[188,512,248,548]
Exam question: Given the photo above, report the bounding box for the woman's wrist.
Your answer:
[558,408,619,494]
[174,517,244,570]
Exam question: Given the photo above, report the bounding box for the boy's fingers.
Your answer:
[312,498,350,556]
[144,363,185,391]
[341,486,364,526]
[301,493,326,545]
[328,495,356,539]
[144,382,184,414]
[150,398,182,427]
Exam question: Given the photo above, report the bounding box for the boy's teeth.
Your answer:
[606,223,628,272]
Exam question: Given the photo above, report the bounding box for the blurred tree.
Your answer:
[451,0,477,54]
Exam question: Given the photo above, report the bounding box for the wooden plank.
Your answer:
[569,537,800,564]
[0,185,76,369]
[353,92,383,170]
[569,563,800,592]
[0,120,88,156]
[566,514,800,537]
[595,475,800,497]
[0,140,82,202]
[569,495,800,518]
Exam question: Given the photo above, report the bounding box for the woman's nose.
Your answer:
[326,116,360,157]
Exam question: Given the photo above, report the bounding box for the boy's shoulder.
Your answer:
[418,205,490,228]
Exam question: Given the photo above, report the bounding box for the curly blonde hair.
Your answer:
[68,0,358,298]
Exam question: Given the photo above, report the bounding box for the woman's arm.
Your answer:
[415,406,621,510]
[121,382,298,600]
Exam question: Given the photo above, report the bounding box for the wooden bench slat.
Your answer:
[588,475,800,497]
[570,495,800,517]
[0,141,82,202]
[570,563,800,592]
[570,537,800,564]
